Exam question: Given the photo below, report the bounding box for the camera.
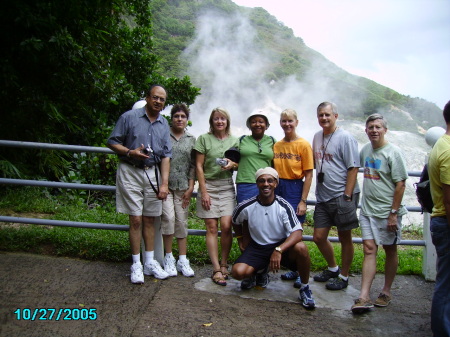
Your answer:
[142,145,153,155]
[317,172,325,183]
[215,158,228,167]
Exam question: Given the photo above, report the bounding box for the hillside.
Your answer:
[150,0,443,132]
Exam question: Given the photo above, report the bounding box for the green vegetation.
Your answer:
[0,0,200,182]
[0,187,424,275]
[150,0,443,128]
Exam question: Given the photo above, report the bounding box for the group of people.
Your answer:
[106,84,448,324]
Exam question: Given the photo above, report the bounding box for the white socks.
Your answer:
[338,274,348,281]
[144,251,154,263]
[132,254,140,264]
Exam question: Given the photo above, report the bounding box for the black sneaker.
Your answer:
[240,275,256,290]
[255,271,270,288]
[326,276,348,290]
[313,268,340,282]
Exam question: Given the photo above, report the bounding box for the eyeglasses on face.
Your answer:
[256,178,276,184]
[151,95,166,103]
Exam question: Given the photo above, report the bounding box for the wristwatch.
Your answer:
[390,209,398,214]
[275,246,283,254]
[343,194,352,201]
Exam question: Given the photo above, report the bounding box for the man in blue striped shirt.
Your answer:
[107,85,172,284]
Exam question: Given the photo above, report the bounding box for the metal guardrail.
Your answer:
[0,139,425,246]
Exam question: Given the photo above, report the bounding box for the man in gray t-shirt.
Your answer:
[312,102,360,291]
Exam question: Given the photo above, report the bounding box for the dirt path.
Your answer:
[0,252,434,336]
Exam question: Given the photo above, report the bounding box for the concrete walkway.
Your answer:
[0,252,434,336]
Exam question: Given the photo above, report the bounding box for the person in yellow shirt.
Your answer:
[429,100,450,337]
[273,109,314,288]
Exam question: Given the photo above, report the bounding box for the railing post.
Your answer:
[422,212,437,281]
[420,145,440,282]
[153,217,164,265]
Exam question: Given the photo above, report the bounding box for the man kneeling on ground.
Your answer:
[231,167,315,309]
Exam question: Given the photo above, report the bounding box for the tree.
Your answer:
[0,0,200,180]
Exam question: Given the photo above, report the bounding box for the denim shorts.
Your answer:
[313,193,360,231]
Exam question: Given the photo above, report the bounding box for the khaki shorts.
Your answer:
[161,189,189,238]
[115,162,162,217]
[359,214,402,246]
[196,178,236,219]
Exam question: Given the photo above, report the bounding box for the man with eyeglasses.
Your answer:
[107,84,172,284]
[231,167,316,309]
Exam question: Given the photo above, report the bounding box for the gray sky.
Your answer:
[232,0,450,109]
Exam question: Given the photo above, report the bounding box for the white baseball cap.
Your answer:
[246,112,270,129]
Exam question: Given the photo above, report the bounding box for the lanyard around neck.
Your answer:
[319,127,338,173]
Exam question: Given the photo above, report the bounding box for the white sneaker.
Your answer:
[130,262,144,284]
[177,259,195,277]
[163,255,178,277]
[144,260,169,279]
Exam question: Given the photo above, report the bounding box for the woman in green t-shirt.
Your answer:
[194,107,239,286]
[236,112,275,204]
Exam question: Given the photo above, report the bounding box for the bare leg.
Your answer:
[359,239,378,300]
[177,237,188,256]
[142,216,156,252]
[219,215,233,270]
[313,227,338,268]
[338,229,354,277]
[163,234,174,254]
[381,244,398,296]
[232,263,255,280]
[129,215,143,255]
[291,242,311,284]
[205,218,220,271]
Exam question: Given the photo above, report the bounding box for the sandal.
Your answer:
[220,263,229,280]
[212,270,227,286]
